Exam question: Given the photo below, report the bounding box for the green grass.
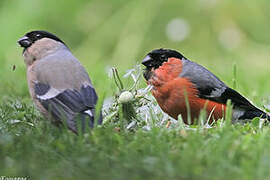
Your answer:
[2,99,270,180]
[1,0,270,179]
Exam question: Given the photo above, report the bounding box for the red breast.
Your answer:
[148,58,226,123]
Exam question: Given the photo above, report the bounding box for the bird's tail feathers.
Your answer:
[239,109,270,121]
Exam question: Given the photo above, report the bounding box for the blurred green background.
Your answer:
[1,1,270,179]
[0,0,270,104]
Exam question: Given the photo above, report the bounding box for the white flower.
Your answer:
[118,91,134,103]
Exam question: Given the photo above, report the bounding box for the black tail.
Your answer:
[239,109,270,121]
[77,110,103,133]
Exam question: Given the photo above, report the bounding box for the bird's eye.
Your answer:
[160,54,166,60]
[35,34,41,38]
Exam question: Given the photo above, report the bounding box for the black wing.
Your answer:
[35,83,99,132]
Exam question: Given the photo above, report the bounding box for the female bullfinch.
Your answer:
[142,48,269,124]
[18,30,101,133]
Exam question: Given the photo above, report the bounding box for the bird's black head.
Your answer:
[142,48,185,81]
[17,30,65,50]
[142,48,185,70]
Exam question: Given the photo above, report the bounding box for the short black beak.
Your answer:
[142,55,154,80]
[18,36,32,48]
[142,55,152,67]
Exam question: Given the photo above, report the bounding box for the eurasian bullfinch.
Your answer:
[142,48,269,124]
[18,30,101,133]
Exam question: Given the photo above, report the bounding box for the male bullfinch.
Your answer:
[18,30,101,133]
[142,48,269,124]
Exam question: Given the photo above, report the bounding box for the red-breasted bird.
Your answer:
[142,48,269,123]
[18,30,101,133]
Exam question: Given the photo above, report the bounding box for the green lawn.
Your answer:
[1,0,270,179]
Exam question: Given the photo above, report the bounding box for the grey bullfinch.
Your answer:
[142,48,270,124]
[18,30,101,133]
